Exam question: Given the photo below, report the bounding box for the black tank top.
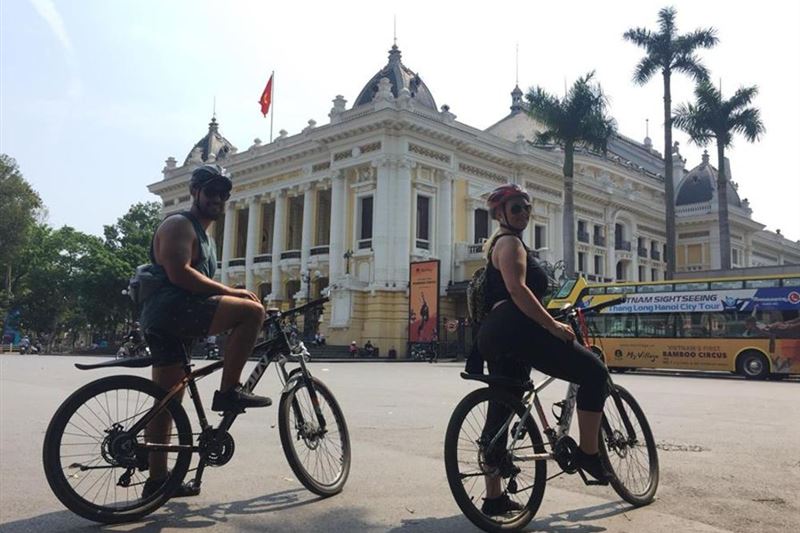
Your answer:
[486,233,549,307]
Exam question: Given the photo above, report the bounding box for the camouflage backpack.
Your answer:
[466,265,490,326]
[467,235,503,326]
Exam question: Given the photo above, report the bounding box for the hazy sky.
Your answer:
[2,0,799,241]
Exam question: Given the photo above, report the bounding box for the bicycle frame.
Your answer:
[125,307,328,488]
[485,300,638,467]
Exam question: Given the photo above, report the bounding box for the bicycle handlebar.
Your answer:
[552,295,627,320]
[263,296,330,327]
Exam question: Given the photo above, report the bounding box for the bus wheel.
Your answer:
[738,351,769,380]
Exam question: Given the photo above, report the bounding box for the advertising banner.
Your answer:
[581,287,800,314]
[409,260,440,343]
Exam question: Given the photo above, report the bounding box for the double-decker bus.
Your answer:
[547,273,800,380]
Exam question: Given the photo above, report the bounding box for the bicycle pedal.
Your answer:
[577,468,609,486]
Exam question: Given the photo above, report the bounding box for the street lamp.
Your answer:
[343,249,354,275]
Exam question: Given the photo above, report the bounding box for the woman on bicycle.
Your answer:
[476,183,611,514]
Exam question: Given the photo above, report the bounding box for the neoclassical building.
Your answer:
[149,44,800,355]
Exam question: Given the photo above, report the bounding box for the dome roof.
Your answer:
[353,45,437,110]
[184,117,237,165]
[676,151,741,207]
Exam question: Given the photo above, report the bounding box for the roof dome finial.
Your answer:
[388,43,402,64]
[702,150,710,165]
[510,85,523,113]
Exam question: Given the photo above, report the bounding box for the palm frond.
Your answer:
[623,27,653,47]
[678,28,719,50]
[672,53,710,82]
[729,108,765,143]
[632,55,660,85]
[657,6,678,38]
[727,86,759,112]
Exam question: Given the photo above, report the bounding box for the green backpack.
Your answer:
[466,235,504,326]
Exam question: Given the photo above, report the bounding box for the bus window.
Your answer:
[638,314,675,337]
[555,280,577,299]
[704,313,732,338]
[782,277,800,287]
[637,284,673,293]
[606,315,636,337]
[674,282,708,291]
[587,287,606,295]
[745,279,780,288]
[606,286,626,294]
[676,313,707,338]
[710,280,743,290]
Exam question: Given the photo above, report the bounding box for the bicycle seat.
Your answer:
[76,357,154,370]
[460,372,534,391]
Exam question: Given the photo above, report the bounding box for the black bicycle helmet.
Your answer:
[190,164,232,191]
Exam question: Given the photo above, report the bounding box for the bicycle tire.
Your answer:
[444,387,547,532]
[43,375,193,523]
[278,376,350,496]
[599,384,659,506]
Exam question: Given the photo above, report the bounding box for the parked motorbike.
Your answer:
[204,342,220,360]
[116,341,150,359]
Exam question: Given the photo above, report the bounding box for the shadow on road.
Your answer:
[385,500,632,532]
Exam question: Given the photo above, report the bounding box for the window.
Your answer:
[651,268,658,281]
[606,286,627,294]
[587,287,606,295]
[578,252,586,272]
[416,195,431,249]
[260,202,274,253]
[745,279,779,288]
[315,189,331,246]
[594,255,603,275]
[606,315,636,337]
[783,277,800,287]
[235,208,248,258]
[616,261,625,281]
[358,196,373,249]
[286,196,304,250]
[474,209,489,243]
[615,224,624,242]
[638,265,646,282]
[674,282,709,291]
[637,284,673,293]
[534,224,546,250]
[258,282,272,303]
[638,314,675,337]
[710,280,743,290]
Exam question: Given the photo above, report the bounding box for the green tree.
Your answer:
[624,6,718,279]
[103,201,162,268]
[0,154,42,298]
[526,72,616,277]
[673,81,765,269]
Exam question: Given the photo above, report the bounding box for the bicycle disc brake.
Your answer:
[553,436,579,474]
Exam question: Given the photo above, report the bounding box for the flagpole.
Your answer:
[269,70,275,143]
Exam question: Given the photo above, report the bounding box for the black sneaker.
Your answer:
[481,494,524,516]
[575,448,612,483]
[211,384,272,412]
[141,476,200,499]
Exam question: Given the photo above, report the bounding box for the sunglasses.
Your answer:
[509,203,532,215]
[203,187,230,201]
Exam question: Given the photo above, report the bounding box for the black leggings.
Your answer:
[477,301,609,412]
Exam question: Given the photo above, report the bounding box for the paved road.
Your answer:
[1,355,798,532]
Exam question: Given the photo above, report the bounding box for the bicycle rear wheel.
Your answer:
[444,387,547,532]
[278,376,350,496]
[42,375,193,523]
[599,384,659,506]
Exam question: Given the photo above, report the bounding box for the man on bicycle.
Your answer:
[139,164,270,497]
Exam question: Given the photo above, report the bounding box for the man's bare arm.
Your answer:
[155,217,235,296]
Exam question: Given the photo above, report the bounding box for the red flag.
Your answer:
[259,74,273,117]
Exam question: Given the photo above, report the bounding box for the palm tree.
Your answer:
[526,72,616,277]
[624,7,717,279]
[673,81,765,270]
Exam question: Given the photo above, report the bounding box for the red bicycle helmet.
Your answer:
[487,184,530,213]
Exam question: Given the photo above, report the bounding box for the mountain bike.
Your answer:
[42,297,350,524]
[444,296,659,532]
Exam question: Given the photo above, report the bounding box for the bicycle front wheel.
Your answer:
[42,375,193,523]
[444,387,547,532]
[278,376,350,496]
[599,384,659,506]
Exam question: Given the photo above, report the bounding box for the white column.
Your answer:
[606,219,615,281]
[221,202,236,285]
[329,172,346,281]
[270,190,287,300]
[393,158,413,285]
[244,195,261,292]
[436,171,453,291]
[299,184,315,298]
[372,157,392,286]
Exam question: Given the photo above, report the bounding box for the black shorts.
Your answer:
[142,294,222,367]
